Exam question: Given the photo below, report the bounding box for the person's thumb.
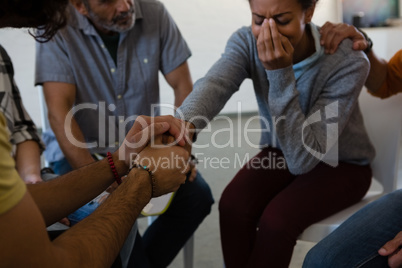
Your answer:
[379,240,400,256]
[138,122,170,143]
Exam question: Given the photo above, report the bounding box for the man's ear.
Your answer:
[70,0,88,16]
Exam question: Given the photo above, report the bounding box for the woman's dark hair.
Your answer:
[2,0,69,42]
[247,0,319,10]
[298,0,319,10]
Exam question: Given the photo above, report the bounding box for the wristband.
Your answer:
[129,162,155,196]
[190,154,199,164]
[107,152,122,185]
[357,28,373,54]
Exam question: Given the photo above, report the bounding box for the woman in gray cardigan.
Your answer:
[177,0,375,267]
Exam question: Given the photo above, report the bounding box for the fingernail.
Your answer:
[379,248,387,254]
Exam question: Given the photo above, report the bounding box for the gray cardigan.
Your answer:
[177,24,375,175]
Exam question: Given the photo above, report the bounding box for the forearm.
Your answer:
[28,152,128,226]
[15,140,42,183]
[175,40,247,129]
[2,169,150,268]
[184,122,196,154]
[49,114,95,169]
[365,50,388,94]
[165,61,193,109]
[51,170,151,267]
[174,88,192,108]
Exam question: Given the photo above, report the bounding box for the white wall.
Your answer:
[0,0,400,127]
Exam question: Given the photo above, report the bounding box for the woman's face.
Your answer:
[250,0,315,50]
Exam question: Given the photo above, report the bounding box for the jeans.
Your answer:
[51,157,214,268]
[129,171,214,268]
[303,189,402,268]
[68,201,99,225]
[50,157,73,176]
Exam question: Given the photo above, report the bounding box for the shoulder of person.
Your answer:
[137,0,166,12]
[65,5,81,29]
[394,49,402,60]
[222,26,257,57]
[332,38,367,60]
[228,26,254,43]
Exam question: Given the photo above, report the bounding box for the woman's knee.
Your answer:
[218,183,245,218]
[188,172,214,214]
[303,245,326,268]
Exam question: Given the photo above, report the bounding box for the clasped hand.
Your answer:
[118,115,192,197]
[134,134,191,197]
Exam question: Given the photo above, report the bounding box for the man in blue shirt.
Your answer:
[35,0,213,267]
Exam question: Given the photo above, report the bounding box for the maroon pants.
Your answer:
[219,147,372,268]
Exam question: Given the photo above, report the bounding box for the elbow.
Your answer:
[47,109,70,130]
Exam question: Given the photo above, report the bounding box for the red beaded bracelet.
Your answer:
[107,152,122,185]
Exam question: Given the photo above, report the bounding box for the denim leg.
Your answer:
[68,200,100,226]
[120,221,138,268]
[50,157,73,175]
[359,254,389,268]
[141,171,214,268]
[303,189,402,268]
[128,232,151,268]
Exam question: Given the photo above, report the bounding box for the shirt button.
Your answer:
[111,68,115,73]
[119,119,124,124]
[144,58,148,63]
[117,95,122,99]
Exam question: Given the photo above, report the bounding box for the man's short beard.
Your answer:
[87,5,135,33]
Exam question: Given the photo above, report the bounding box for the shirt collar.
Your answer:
[293,23,324,80]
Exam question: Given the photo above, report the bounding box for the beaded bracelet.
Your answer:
[106,152,122,185]
[128,163,155,196]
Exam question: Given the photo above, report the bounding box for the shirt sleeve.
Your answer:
[369,50,402,99]
[0,112,26,215]
[267,50,370,174]
[35,30,76,86]
[9,86,45,152]
[0,45,45,152]
[176,28,250,130]
[158,3,191,75]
